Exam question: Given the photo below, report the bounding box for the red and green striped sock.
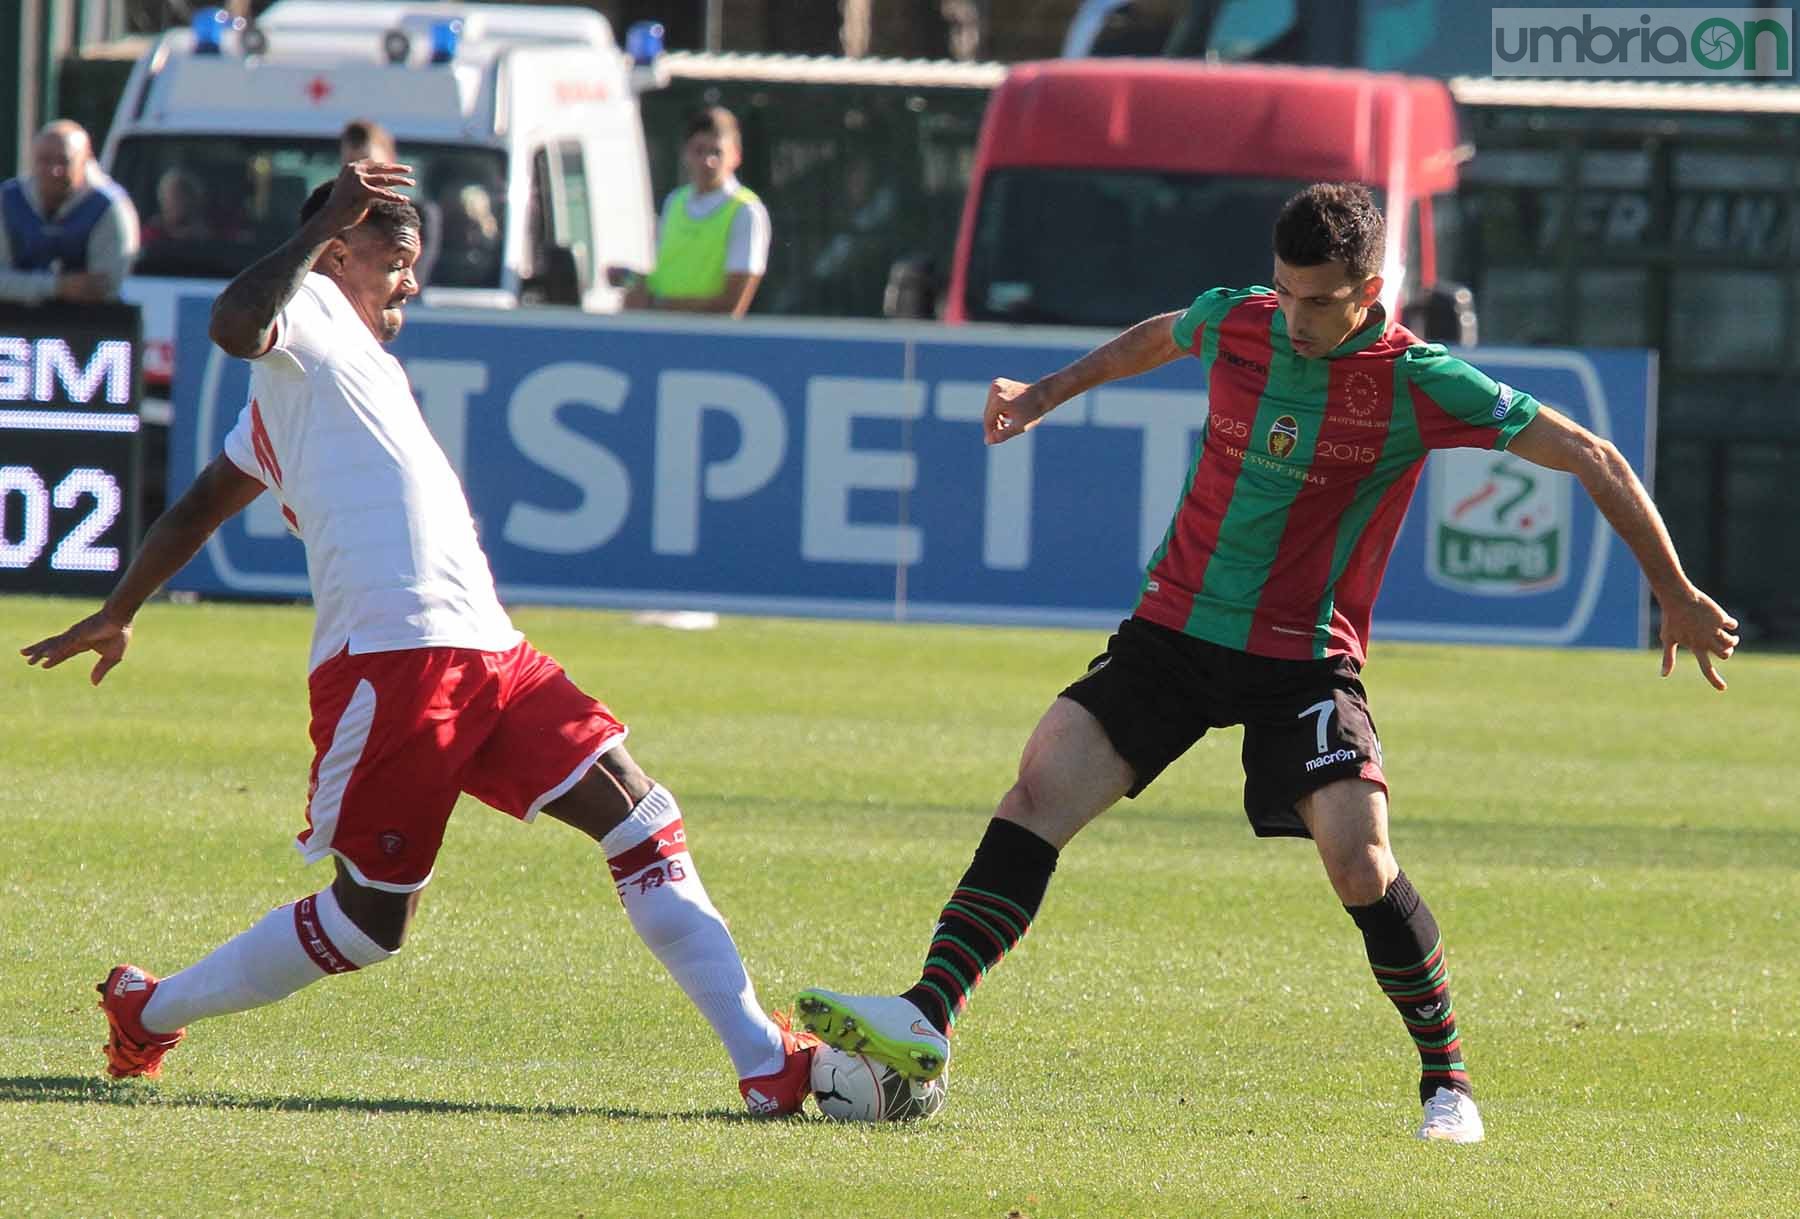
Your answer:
[1347,870,1472,1102]
[903,819,1058,1034]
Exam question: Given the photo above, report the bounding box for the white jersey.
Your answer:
[222,273,521,672]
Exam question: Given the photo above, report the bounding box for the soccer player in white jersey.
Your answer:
[21,159,819,1116]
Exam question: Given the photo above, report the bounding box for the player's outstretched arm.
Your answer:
[209,159,415,358]
[20,456,266,684]
[984,311,1184,444]
[1507,406,1739,690]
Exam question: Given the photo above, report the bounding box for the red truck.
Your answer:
[939,59,1473,340]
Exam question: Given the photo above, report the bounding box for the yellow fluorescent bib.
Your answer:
[646,184,757,300]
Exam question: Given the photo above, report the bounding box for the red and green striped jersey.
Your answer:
[1139,286,1541,663]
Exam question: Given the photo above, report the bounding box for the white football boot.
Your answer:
[793,988,951,1082]
[1416,1086,1485,1143]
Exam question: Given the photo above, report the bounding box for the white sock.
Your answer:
[140,887,393,1033]
[601,785,784,1078]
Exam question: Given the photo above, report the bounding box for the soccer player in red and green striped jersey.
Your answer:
[797,183,1738,1143]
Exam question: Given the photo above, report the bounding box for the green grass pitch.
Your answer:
[2,595,1796,1217]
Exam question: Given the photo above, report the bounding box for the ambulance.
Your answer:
[100,0,664,421]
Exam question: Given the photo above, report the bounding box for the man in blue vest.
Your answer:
[0,120,139,304]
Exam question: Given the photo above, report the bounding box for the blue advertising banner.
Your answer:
[166,299,1655,647]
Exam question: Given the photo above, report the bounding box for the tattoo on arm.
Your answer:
[209,225,336,355]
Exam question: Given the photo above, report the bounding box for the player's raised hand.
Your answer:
[1657,587,1738,691]
[984,377,1049,445]
[314,158,416,233]
[20,610,133,686]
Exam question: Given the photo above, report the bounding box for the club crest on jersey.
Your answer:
[1267,415,1300,458]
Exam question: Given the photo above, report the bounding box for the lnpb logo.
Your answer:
[1493,8,1794,77]
[1427,450,1571,595]
[1267,414,1300,458]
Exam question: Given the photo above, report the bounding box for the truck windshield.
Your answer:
[965,169,1366,328]
[111,135,509,289]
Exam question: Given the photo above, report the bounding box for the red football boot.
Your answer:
[739,1010,820,1117]
[97,964,185,1079]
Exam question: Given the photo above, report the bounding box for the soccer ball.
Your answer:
[809,1045,947,1122]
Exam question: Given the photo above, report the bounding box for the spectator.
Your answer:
[781,151,900,316]
[432,181,503,287]
[340,118,442,287]
[0,119,139,304]
[338,117,396,165]
[623,107,770,317]
[342,119,444,289]
[142,168,210,244]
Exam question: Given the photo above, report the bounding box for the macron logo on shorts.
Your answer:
[1304,747,1361,773]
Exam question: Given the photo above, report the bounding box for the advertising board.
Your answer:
[167,302,1654,648]
[0,302,143,598]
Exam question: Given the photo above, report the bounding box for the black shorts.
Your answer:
[1058,617,1387,839]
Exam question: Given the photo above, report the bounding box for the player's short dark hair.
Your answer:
[684,105,740,145]
[1273,183,1385,279]
[299,181,420,244]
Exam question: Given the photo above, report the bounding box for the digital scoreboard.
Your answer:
[0,301,143,597]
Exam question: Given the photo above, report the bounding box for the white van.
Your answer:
[101,0,661,415]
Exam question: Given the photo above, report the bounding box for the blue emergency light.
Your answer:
[430,19,463,63]
[625,21,665,66]
[191,6,234,55]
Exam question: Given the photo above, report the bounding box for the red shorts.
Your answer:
[298,641,626,892]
